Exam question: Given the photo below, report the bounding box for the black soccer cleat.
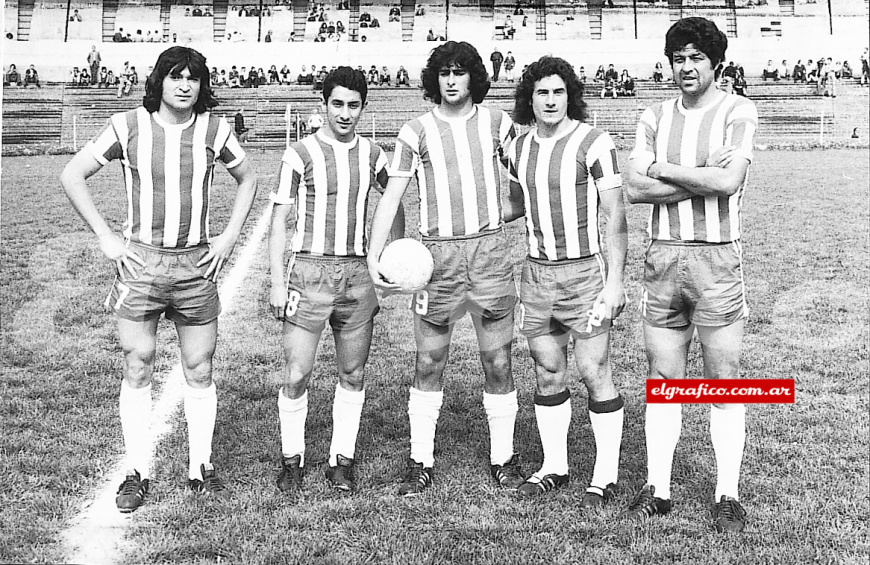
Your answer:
[398,458,433,497]
[187,463,230,499]
[621,484,672,521]
[580,483,616,509]
[490,453,525,490]
[325,454,356,492]
[276,454,304,493]
[116,470,149,513]
[713,495,747,533]
[516,473,569,497]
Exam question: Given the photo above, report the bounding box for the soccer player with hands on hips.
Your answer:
[622,17,758,533]
[269,67,404,493]
[367,41,524,496]
[60,46,258,513]
[503,56,627,504]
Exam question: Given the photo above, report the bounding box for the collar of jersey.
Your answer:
[532,119,580,144]
[316,129,359,149]
[151,110,196,130]
[433,104,477,123]
[676,89,726,115]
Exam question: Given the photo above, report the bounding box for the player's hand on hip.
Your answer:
[198,233,238,282]
[99,232,144,281]
[706,145,736,168]
[270,285,287,320]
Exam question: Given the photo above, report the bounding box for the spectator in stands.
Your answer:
[269,65,280,84]
[228,66,239,87]
[389,5,401,22]
[79,67,91,86]
[733,66,747,97]
[280,65,291,84]
[578,66,587,84]
[234,110,250,142]
[762,59,778,81]
[359,11,371,26]
[307,107,323,134]
[265,30,273,42]
[192,5,202,16]
[651,61,663,83]
[314,66,328,90]
[396,65,410,86]
[381,66,391,85]
[504,51,516,82]
[185,7,191,16]
[861,49,869,85]
[249,67,259,88]
[336,21,345,34]
[514,2,524,15]
[217,69,228,86]
[106,69,115,87]
[297,65,312,85]
[70,9,82,22]
[841,60,853,79]
[173,33,178,42]
[113,28,125,42]
[822,57,837,97]
[118,62,134,97]
[427,29,437,41]
[319,22,328,35]
[792,60,806,82]
[87,45,101,86]
[258,68,267,86]
[367,65,380,85]
[806,62,819,86]
[617,69,635,97]
[415,4,425,16]
[24,64,41,88]
[490,47,504,81]
[69,66,81,86]
[204,7,212,16]
[338,1,349,9]
[594,64,606,83]
[504,15,515,39]
[98,67,109,88]
[211,67,220,86]
[370,16,380,28]
[134,29,145,42]
[779,59,790,81]
[522,15,527,27]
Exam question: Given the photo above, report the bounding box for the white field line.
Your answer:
[61,203,274,565]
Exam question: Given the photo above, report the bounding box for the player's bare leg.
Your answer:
[574,331,624,508]
[115,317,159,512]
[327,321,374,491]
[177,321,227,497]
[519,330,571,497]
[699,321,747,532]
[472,312,522,488]
[276,323,321,492]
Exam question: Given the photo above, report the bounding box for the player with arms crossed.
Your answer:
[60,46,257,512]
[503,56,627,504]
[269,67,404,493]
[621,17,758,533]
[367,41,523,495]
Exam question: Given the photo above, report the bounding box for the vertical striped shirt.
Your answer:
[86,108,245,248]
[389,105,516,238]
[630,92,758,243]
[508,120,621,260]
[272,132,388,256]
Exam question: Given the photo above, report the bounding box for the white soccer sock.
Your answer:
[645,402,682,500]
[407,387,443,468]
[711,404,746,501]
[533,390,571,477]
[184,382,217,481]
[588,395,624,489]
[119,380,152,479]
[278,389,308,466]
[329,384,365,466]
[483,389,518,465]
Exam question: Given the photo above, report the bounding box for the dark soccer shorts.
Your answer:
[282,253,379,333]
[104,241,220,325]
[519,254,611,339]
[641,240,748,328]
[412,228,517,326]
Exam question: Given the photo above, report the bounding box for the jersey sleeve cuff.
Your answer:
[269,192,294,205]
[85,142,109,166]
[596,175,623,192]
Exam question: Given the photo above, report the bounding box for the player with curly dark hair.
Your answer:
[144,46,218,115]
[664,16,727,68]
[420,40,490,104]
[512,55,587,126]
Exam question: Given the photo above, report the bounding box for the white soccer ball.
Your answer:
[378,238,434,293]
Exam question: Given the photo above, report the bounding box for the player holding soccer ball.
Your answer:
[622,17,758,533]
[269,67,404,493]
[367,41,523,495]
[60,46,258,512]
[502,56,627,504]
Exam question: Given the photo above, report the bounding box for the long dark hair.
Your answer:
[143,46,218,114]
[420,41,490,104]
[512,56,587,126]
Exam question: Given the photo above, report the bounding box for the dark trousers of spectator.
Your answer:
[492,62,502,81]
[90,62,99,85]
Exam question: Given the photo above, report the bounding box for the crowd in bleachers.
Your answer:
[205,62,414,89]
[3,63,42,88]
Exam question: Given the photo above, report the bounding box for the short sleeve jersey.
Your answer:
[630,92,758,243]
[389,105,516,238]
[508,120,621,261]
[86,107,245,248]
[271,132,388,256]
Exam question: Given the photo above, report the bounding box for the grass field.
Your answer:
[1,148,868,564]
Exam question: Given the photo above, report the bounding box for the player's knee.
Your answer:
[338,365,365,391]
[182,357,213,387]
[535,369,568,396]
[123,347,155,386]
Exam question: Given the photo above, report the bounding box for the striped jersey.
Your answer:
[507,120,621,261]
[86,108,245,248]
[389,105,516,238]
[630,92,758,243]
[271,132,388,256]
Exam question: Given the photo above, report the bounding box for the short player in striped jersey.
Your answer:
[60,47,258,512]
[622,18,758,533]
[367,41,523,495]
[503,56,628,504]
[269,67,404,493]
